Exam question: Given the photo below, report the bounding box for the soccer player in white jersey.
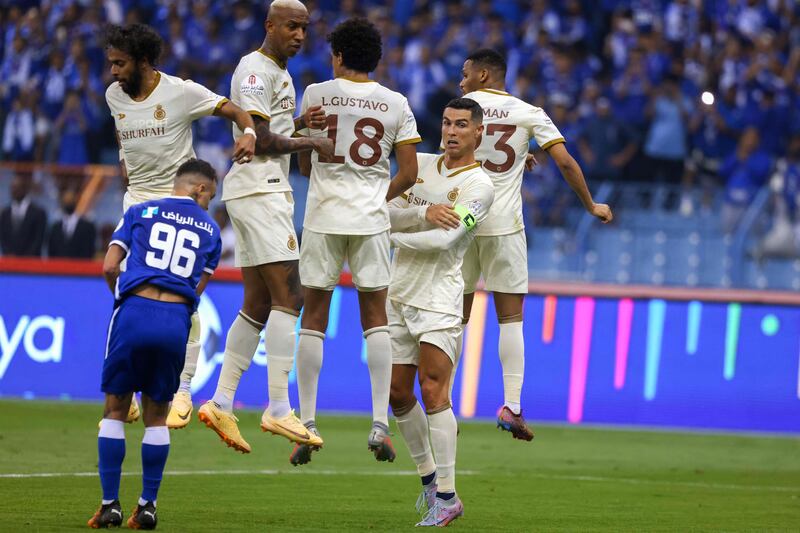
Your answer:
[458,49,613,440]
[389,98,495,527]
[103,23,256,428]
[288,18,421,466]
[197,0,334,453]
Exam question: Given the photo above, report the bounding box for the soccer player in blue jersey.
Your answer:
[87,159,221,530]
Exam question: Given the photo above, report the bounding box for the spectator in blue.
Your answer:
[747,88,791,156]
[578,97,639,183]
[40,50,67,120]
[720,127,772,233]
[2,95,35,161]
[643,74,689,184]
[53,91,88,166]
[612,46,652,133]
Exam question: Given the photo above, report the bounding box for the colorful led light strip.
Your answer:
[724,303,741,381]
[459,291,488,419]
[614,298,633,390]
[542,295,557,344]
[644,299,666,401]
[686,301,702,355]
[567,297,595,423]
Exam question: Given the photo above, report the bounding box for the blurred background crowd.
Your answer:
[2,0,800,288]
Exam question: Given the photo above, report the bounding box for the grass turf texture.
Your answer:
[0,400,798,532]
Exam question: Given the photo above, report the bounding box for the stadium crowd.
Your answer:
[1,0,800,258]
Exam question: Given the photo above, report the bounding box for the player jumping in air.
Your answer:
[458,49,613,440]
[197,0,334,453]
[103,23,256,427]
[88,159,222,530]
[388,98,495,527]
[290,17,421,466]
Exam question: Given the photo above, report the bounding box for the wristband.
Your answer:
[243,127,256,138]
[452,203,477,230]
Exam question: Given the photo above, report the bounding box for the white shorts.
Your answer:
[226,192,299,267]
[123,188,171,212]
[387,299,462,366]
[462,230,528,294]
[300,230,390,291]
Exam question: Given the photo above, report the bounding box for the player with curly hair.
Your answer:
[102,23,257,430]
[288,17,422,466]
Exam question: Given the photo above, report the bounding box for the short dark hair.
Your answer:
[445,97,483,124]
[103,23,163,66]
[466,48,507,77]
[176,158,218,183]
[327,18,382,74]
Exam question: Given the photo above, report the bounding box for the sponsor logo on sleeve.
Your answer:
[241,74,266,96]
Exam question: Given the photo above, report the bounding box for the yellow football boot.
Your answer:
[197,401,251,453]
[260,409,324,447]
[126,395,141,423]
[166,391,193,429]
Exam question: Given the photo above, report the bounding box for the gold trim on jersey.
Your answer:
[400,193,409,200]
[478,88,510,96]
[257,49,287,69]
[338,76,374,83]
[214,97,229,111]
[540,137,566,150]
[394,137,422,147]
[437,155,482,177]
[138,71,161,101]
[247,110,271,121]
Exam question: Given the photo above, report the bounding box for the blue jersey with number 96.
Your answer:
[110,196,221,307]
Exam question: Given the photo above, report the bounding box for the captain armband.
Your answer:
[452,203,477,231]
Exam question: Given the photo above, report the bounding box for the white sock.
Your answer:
[266,309,298,418]
[395,401,435,477]
[211,312,263,412]
[428,408,458,494]
[178,312,202,394]
[98,418,125,439]
[448,325,465,404]
[364,326,391,426]
[296,329,325,424]
[499,321,524,414]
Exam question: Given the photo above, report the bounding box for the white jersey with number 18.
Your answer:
[297,78,421,235]
[463,88,565,236]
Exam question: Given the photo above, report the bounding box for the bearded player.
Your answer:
[459,49,613,440]
[103,23,255,427]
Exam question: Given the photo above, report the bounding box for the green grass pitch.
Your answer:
[0,399,798,532]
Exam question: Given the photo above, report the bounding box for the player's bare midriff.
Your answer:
[131,283,190,304]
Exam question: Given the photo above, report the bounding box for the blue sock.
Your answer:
[141,426,170,504]
[436,491,455,501]
[98,419,126,503]
[421,472,436,487]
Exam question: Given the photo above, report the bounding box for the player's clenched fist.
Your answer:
[311,137,335,159]
[426,203,461,230]
[303,104,327,130]
[232,128,256,164]
[590,203,613,223]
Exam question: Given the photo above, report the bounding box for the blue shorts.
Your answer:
[102,295,192,403]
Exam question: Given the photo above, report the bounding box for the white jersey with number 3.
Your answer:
[463,88,565,236]
[106,71,227,196]
[298,78,421,235]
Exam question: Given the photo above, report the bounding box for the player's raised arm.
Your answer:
[252,114,334,158]
[546,142,613,223]
[214,100,256,164]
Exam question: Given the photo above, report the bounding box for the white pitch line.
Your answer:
[0,469,796,494]
[0,469,479,479]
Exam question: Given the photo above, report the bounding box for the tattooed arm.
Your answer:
[252,115,334,158]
